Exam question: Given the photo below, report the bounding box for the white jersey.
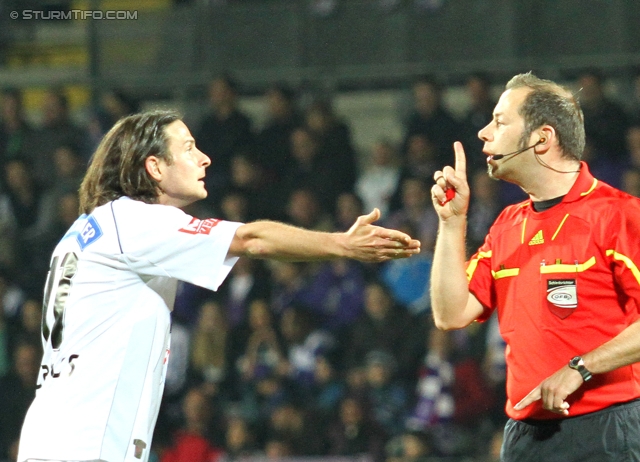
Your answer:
[18,197,241,462]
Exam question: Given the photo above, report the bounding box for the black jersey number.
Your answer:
[41,252,78,349]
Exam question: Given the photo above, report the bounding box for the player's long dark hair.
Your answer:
[79,110,181,214]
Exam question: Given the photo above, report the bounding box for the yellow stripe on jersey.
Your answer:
[606,250,640,285]
[492,267,519,279]
[540,256,596,273]
[580,178,598,196]
[551,214,570,241]
[521,217,527,244]
[467,250,491,282]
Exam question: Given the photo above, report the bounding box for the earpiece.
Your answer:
[539,137,546,144]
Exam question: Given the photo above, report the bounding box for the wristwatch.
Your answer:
[569,356,592,382]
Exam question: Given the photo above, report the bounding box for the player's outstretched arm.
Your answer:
[228,208,421,263]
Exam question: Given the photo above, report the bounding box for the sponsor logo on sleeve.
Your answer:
[76,215,103,249]
[178,217,221,235]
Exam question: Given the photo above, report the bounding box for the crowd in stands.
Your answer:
[1,68,640,462]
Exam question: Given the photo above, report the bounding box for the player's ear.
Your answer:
[145,156,163,181]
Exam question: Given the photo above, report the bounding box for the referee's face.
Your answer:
[154,120,211,207]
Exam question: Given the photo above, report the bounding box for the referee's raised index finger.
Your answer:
[453,141,467,180]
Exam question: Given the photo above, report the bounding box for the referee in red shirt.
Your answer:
[431,72,640,461]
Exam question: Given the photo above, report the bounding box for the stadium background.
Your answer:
[1,1,640,461]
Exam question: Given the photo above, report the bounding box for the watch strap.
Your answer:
[569,356,592,382]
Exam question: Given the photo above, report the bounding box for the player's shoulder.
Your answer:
[104,197,188,221]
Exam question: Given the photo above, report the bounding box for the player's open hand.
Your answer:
[432,141,470,220]
[344,208,421,262]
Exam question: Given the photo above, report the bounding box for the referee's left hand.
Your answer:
[514,365,585,415]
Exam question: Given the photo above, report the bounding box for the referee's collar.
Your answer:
[562,161,597,203]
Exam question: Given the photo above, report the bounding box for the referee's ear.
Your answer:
[145,155,163,181]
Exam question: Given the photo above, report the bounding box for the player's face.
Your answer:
[479,87,530,180]
[157,120,211,207]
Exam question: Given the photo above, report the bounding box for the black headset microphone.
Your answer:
[490,137,546,161]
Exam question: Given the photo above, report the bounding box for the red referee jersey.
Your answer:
[467,162,640,420]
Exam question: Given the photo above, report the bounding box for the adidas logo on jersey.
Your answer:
[528,230,544,246]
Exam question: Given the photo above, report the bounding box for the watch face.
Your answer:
[570,357,581,368]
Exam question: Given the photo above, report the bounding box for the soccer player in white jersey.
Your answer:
[17,110,420,462]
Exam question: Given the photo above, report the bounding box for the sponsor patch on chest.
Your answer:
[546,279,577,319]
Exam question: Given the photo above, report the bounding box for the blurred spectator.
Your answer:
[295,260,366,332]
[380,220,432,315]
[234,299,286,392]
[256,83,302,183]
[265,401,325,456]
[190,300,229,387]
[33,191,81,281]
[89,89,139,147]
[0,89,32,178]
[284,188,334,231]
[0,340,40,461]
[626,122,640,169]
[576,69,629,160]
[278,305,336,391]
[482,315,507,430]
[160,387,224,462]
[27,89,91,185]
[460,73,496,174]
[305,97,358,196]
[222,414,259,460]
[364,350,409,437]
[7,298,42,357]
[407,326,496,457]
[269,261,311,317]
[384,177,438,252]
[227,151,280,220]
[0,158,57,292]
[355,139,402,217]
[219,191,250,223]
[50,144,85,201]
[278,128,344,215]
[578,136,625,189]
[327,395,386,462]
[486,429,504,462]
[0,156,54,233]
[0,295,8,379]
[621,167,640,197]
[406,328,454,433]
[403,75,460,167]
[398,133,439,185]
[467,170,501,254]
[263,438,294,459]
[216,257,272,329]
[310,354,346,418]
[334,192,365,231]
[631,70,640,121]
[195,74,254,207]
[603,124,640,196]
[345,281,425,386]
[0,266,25,330]
[385,431,435,462]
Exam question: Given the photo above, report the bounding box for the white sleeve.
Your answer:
[110,199,242,291]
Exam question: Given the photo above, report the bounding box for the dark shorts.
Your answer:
[501,399,640,462]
